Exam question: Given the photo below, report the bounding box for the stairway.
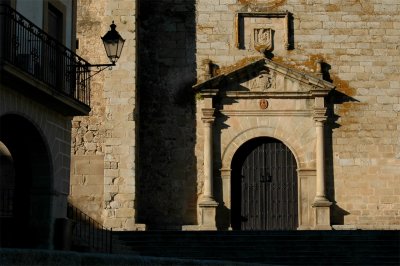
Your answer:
[113,230,400,265]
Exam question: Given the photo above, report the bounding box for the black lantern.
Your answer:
[101,21,125,64]
[85,21,125,80]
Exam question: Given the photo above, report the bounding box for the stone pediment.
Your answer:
[193,58,335,98]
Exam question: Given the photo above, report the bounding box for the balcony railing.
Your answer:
[0,4,91,106]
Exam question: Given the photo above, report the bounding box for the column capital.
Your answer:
[220,168,231,179]
[202,108,215,123]
[313,108,327,123]
[202,108,215,117]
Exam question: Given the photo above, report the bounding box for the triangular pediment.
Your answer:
[193,58,335,98]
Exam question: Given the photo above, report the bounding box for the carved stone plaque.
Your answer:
[254,28,273,52]
[236,12,292,53]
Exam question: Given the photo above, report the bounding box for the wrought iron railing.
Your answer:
[0,4,91,106]
[0,188,14,217]
[67,203,112,253]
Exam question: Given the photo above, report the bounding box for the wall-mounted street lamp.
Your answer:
[86,21,125,78]
[101,21,125,65]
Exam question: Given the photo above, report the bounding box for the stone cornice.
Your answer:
[192,58,335,97]
[265,59,335,93]
[223,91,316,99]
[220,109,313,117]
[199,89,219,98]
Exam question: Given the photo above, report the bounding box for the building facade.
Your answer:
[72,0,400,231]
[0,0,90,248]
[70,0,140,230]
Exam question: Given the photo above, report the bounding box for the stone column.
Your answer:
[314,118,327,203]
[199,108,218,230]
[312,109,332,230]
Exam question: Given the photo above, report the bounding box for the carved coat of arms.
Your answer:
[247,69,275,91]
[254,28,273,53]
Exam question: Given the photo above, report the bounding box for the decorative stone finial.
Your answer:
[202,59,219,79]
[316,59,323,78]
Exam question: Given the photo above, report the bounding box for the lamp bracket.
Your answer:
[80,62,116,83]
[89,63,116,68]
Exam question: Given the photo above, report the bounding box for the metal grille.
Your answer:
[232,138,298,230]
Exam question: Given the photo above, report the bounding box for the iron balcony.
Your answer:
[0,4,91,115]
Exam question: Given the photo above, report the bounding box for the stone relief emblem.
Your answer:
[247,69,275,91]
[254,28,273,53]
[236,12,292,51]
[259,99,269,109]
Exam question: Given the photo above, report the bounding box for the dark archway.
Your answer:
[0,114,52,248]
[231,137,298,230]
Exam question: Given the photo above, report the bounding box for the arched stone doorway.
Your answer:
[193,58,335,230]
[0,114,52,248]
[231,137,298,230]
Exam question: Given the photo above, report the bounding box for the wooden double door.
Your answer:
[231,137,298,230]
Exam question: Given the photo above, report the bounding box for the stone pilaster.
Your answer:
[199,107,218,230]
[312,106,332,230]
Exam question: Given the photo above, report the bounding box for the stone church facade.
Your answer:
[71,0,400,231]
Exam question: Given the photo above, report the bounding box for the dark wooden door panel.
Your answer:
[232,137,298,230]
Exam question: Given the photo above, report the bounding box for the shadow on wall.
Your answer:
[325,73,359,226]
[137,0,197,229]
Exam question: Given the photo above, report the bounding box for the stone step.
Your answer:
[116,234,399,241]
[118,242,398,255]
[125,245,398,257]
[112,230,400,265]
[115,230,399,238]
[132,252,398,266]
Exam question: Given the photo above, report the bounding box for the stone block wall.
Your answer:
[72,0,141,230]
[72,0,400,230]
[136,0,198,228]
[195,0,400,228]
[70,155,104,222]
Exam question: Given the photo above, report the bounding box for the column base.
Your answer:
[297,225,312,230]
[181,225,201,231]
[198,200,218,230]
[312,200,332,230]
